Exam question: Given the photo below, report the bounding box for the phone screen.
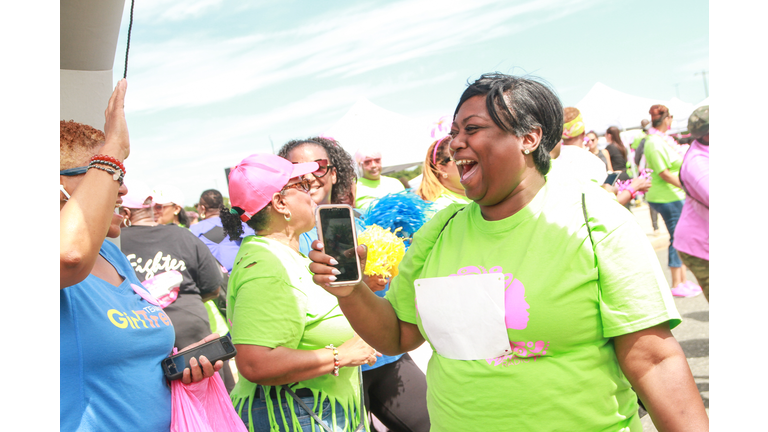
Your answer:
[604,172,620,186]
[318,206,360,283]
[166,337,235,374]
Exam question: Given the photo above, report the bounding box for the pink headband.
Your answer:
[430,115,453,166]
[432,140,441,165]
[432,136,451,166]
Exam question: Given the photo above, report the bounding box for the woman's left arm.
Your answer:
[657,169,682,189]
[614,323,708,431]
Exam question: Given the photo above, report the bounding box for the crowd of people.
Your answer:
[61,73,709,431]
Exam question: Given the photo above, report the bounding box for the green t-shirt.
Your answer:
[355,176,405,210]
[424,189,472,220]
[643,134,686,203]
[386,175,680,432]
[227,236,364,432]
[630,131,647,150]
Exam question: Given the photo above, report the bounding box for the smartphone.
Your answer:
[161,336,237,381]
[315,204,363,286]
[603,172,620,186]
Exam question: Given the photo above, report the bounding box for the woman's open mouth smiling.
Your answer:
[455,159,478,183]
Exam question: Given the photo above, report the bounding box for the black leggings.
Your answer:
[362,353,430,432]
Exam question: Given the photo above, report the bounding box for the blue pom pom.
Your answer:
[361,190,433,244]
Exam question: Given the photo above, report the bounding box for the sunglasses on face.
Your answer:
[60,165,124,186]
[293,159,334,179]
[282,178,312,193]
[153,203,175,211]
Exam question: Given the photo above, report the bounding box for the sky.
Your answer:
[109,0,709,207]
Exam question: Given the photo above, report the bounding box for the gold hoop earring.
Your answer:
[284,211,292,222]
[123,216,131,227]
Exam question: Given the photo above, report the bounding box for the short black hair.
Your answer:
[278,137,357,204]
[454,73,564,176]
[199,189,224,210]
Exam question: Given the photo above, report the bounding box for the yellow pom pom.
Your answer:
[357,225,406,278]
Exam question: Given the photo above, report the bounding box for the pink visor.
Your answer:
[121,180,153,208]
[228,153,318,222]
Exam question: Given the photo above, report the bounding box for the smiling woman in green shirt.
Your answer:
[307,74,709,432]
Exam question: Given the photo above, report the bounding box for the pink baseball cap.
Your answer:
[228,153,318,222]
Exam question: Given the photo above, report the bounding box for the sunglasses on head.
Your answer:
[293,159,334,178]
[60,165,124,186]
[282,177,312,193]
[60,166,89,176]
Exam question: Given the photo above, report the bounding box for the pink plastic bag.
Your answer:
[140,270,182,308]
[170,371,247,432]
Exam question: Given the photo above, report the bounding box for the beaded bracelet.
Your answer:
[88,160,124,183]
[88,164,125,185]
[325,344,340,377]
[90,159,121,173]
[90,154,126,175]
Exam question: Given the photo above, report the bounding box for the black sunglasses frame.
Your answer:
[282,178,312,193]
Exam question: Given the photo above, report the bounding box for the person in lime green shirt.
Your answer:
[416,136,471,216]
[354,148,405,211]
[644,104,700,298]
[221,153,378,432]
[307,74,708,431]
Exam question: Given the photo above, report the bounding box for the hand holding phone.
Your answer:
[315,205,363,287]
[603,171,620,186]
[162,335,236,382]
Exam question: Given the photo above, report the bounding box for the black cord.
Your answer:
[123,0,136,79]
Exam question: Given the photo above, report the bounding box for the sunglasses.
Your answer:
[60,165,124,186]
[60,166,88,176]
[293,159,334,179]
[281,178,312,193]
[153,203,175,211]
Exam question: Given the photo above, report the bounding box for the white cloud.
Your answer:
[121,0,603,112]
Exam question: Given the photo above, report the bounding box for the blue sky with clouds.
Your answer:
[111,0,708,206]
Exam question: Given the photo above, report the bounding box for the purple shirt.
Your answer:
[672,140,709,260]
[190,216,255,271]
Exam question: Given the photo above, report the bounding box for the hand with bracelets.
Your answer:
[332,334,381,375]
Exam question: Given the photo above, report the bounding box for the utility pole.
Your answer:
[695,70,709,98]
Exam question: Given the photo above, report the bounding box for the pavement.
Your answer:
[408,199,709,431]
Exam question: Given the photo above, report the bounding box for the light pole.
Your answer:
[695,70,709,98]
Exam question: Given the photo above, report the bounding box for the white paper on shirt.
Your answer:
[414,273,511,360]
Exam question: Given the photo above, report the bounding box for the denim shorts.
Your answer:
[235,388,362,432]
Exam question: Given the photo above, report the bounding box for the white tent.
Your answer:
[323,98,435,168]
[575,82,698,135]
